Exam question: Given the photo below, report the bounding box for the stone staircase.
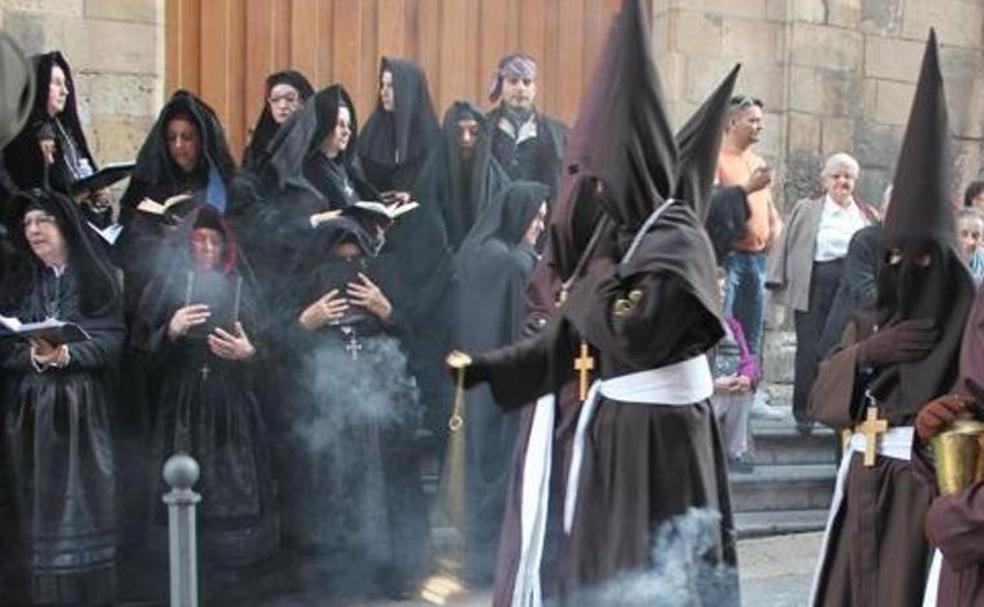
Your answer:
[730,399,838,539]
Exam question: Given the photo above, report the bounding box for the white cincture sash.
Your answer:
[808,426,915,606]
[563,354,714,533]
[511,394,555,607]
[922,549,942,607]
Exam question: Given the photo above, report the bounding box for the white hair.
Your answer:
[821,152,860,178]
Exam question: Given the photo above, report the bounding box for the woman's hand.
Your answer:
[381,191,412,206]
[347,273,392,322]
[208,322,256,360]
[168,304,211,341]
[30,338,68,368]
[299,289,349,330]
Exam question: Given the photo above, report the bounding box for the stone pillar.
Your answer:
[162,453,201,607]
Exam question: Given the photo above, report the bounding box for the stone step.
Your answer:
[748,423,839,466]
[734,509,829,539]
[729,463,836,512]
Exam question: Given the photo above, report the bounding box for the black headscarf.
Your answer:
[439,100,509,250]
[0,188,120,317]
[868,30,975,416]
[264,84,362,190]
[461,181,549,251]
[121,90,236,216]
[241,70,314,172]
[358,57,441,174]
[3,51,96,193]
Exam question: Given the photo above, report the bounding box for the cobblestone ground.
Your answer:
[259,532,822,606]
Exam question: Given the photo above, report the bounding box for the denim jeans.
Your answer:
[723,250,767,357]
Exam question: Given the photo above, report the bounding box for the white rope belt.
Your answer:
[563,354,714,533]
[809,426,915,605]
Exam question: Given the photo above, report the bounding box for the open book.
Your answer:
[136,193,195,217]
[70,162,136,196]
[0,314,91,346]
[342,200,419,223]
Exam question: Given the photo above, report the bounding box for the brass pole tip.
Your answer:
[447,351,473,369]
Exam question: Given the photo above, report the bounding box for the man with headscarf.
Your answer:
[454,2,740,602]
[807,31,975,607]
[438,100,510,251]
[486,53,567,191]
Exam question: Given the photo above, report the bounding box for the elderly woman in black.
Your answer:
[0,188,124,605]
[768,152,878,433]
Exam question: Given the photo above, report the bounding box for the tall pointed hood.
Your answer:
[883,29,954,248]
[674,64,740,221]
[565,0,677,230]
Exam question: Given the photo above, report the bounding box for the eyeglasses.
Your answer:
[729,94,763,110]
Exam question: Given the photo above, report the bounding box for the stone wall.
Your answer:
[654,0,984,210]
[0,0,165,165]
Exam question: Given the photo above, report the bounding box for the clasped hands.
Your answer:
[299,273,392,329]
[167,304,255,360]
[29,338,69,369]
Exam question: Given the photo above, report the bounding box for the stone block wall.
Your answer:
[0,0,165,165]
[654,0,984,210]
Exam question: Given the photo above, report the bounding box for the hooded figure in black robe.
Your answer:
[241,69,314,173]
[807,31,975,607]
[231,84,378,303]
[0,188,124,606]
[486,53,568,191]
[132,204,276,599]
[356,58,456,442]
[275,214,429,599]
[3,52,111,227]
[458,2,740,603]
[438,100,510,251]
[454,180,549,580]
[117,90,237,314]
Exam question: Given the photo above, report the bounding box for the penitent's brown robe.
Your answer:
[477,204,738,605]
[809,317,935,607]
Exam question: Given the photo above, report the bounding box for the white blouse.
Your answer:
[814,195,868,262]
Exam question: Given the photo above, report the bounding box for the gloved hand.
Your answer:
[915,395,972,442]
[857,319,939,366]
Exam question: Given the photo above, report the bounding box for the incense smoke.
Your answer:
[567,507,740,607]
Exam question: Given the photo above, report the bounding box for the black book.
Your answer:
[183,270,243,339]
[70,162,136,196]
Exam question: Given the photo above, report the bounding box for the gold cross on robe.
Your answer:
[574,341,595,402]
[858,406,888,467]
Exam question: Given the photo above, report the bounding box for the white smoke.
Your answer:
[568,507,740,607]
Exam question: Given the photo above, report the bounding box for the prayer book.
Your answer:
[70,162,135,196]
[136,193,194,216]
[0,314,90,346]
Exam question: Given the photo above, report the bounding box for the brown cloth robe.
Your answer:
[915,286,984,607]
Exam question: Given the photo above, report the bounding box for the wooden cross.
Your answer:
[858,406,888,467]
[574,341,595,402]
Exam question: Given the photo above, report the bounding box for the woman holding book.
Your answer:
[132,203,276,602]
[0,188,124,605]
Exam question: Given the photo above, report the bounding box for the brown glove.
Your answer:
[857,319,939,366]
[915,395,972,442]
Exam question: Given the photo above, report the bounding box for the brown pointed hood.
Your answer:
[565,0,677,230]
[883,29,954,249]
[674,64,740,222]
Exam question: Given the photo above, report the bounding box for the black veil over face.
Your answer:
[122,90,236,212]
[358,57,441,172]
[242,69,314,171]
[0,188,120,317]
[866,30,975,415]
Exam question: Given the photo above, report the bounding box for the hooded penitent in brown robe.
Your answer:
[464,1,740,604]
[917,283,984,607]
[808,30,975,607]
